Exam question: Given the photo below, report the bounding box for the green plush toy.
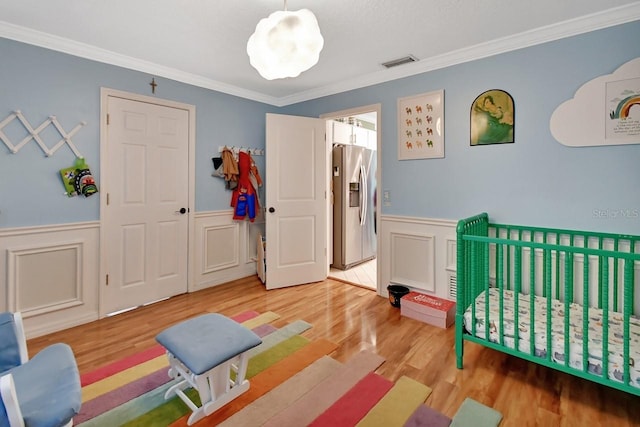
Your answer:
[60,157,98,197]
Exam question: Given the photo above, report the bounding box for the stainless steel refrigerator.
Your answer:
[332,144,377,270]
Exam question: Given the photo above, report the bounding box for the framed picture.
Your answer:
[397,90,444,160]
[470,89,514,146]
[605,77,640,144]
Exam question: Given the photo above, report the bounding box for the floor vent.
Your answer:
[381,55,419,69]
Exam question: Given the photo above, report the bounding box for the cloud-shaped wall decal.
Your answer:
[550,57,640,147]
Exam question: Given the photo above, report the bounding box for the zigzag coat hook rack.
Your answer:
[0,110,87,158]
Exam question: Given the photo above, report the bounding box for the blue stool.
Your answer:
[156,313,262,425]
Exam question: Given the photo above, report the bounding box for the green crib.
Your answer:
[455,213,640,396]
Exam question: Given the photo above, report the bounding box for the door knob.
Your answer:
[176,207,187,214]
[268,207,275,213]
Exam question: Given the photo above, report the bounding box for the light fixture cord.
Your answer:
[283,0,287,11]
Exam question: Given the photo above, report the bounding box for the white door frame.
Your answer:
[320,103,382,295]
[98,88,196,317]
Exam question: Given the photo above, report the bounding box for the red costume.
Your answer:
[231,151,260,221]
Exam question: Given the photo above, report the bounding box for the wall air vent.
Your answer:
[447,272,457,300]
[381,55,419,69]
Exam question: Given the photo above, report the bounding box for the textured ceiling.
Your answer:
[0,0,639,105]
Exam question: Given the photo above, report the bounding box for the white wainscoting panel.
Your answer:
[203,223,240,273]
[389,232,435,291]
[7,242,83,315]
[379,215,456,301]
[192,210,264,292]
[0,222,100,338]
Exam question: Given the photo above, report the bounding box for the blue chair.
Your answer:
[0,312,81,427]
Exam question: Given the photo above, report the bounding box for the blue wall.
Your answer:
[1,21,639,233]
[282,21,640,234]
[0,38,274,228]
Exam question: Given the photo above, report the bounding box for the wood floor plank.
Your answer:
[26,276,640,426]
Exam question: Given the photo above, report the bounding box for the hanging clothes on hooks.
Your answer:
[248,152,263,208]
[221,146,239,190]
[231,151,260,222]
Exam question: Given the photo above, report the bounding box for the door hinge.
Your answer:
[106,113,110,125]
[106,274,109,286]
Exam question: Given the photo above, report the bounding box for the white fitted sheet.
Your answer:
[463,288,640,388]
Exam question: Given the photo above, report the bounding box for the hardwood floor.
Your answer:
[28,276,640,426]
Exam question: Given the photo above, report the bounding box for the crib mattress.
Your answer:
[463,288,640,388]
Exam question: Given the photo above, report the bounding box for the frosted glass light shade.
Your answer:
[247,8,324,80]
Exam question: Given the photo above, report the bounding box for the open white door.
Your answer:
[265,113,327,289]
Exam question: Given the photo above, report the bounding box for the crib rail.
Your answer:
[455,213,640,396]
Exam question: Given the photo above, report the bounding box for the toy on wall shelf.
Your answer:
[60,157,98,197]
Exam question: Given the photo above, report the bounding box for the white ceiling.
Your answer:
[1,1,639,106]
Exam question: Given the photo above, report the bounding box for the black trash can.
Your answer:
[387,285,410,308]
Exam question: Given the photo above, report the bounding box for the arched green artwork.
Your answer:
[470,89,515,146]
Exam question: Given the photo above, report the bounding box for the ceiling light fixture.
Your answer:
[247,1,324,80]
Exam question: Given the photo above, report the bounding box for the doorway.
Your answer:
[321,105,380,291]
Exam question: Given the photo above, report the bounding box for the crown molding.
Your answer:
[277,3,640,106]
[0,20,279,105]
[1,3,639,108]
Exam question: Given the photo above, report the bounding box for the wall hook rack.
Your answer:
[0,110,86,158]
[218,145,264,156]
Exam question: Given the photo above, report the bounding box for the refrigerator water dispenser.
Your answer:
[349,182,360,207]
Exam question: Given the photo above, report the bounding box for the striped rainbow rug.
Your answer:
[75,311,502,426]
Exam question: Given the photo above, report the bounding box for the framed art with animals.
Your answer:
[397,89,444,160]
